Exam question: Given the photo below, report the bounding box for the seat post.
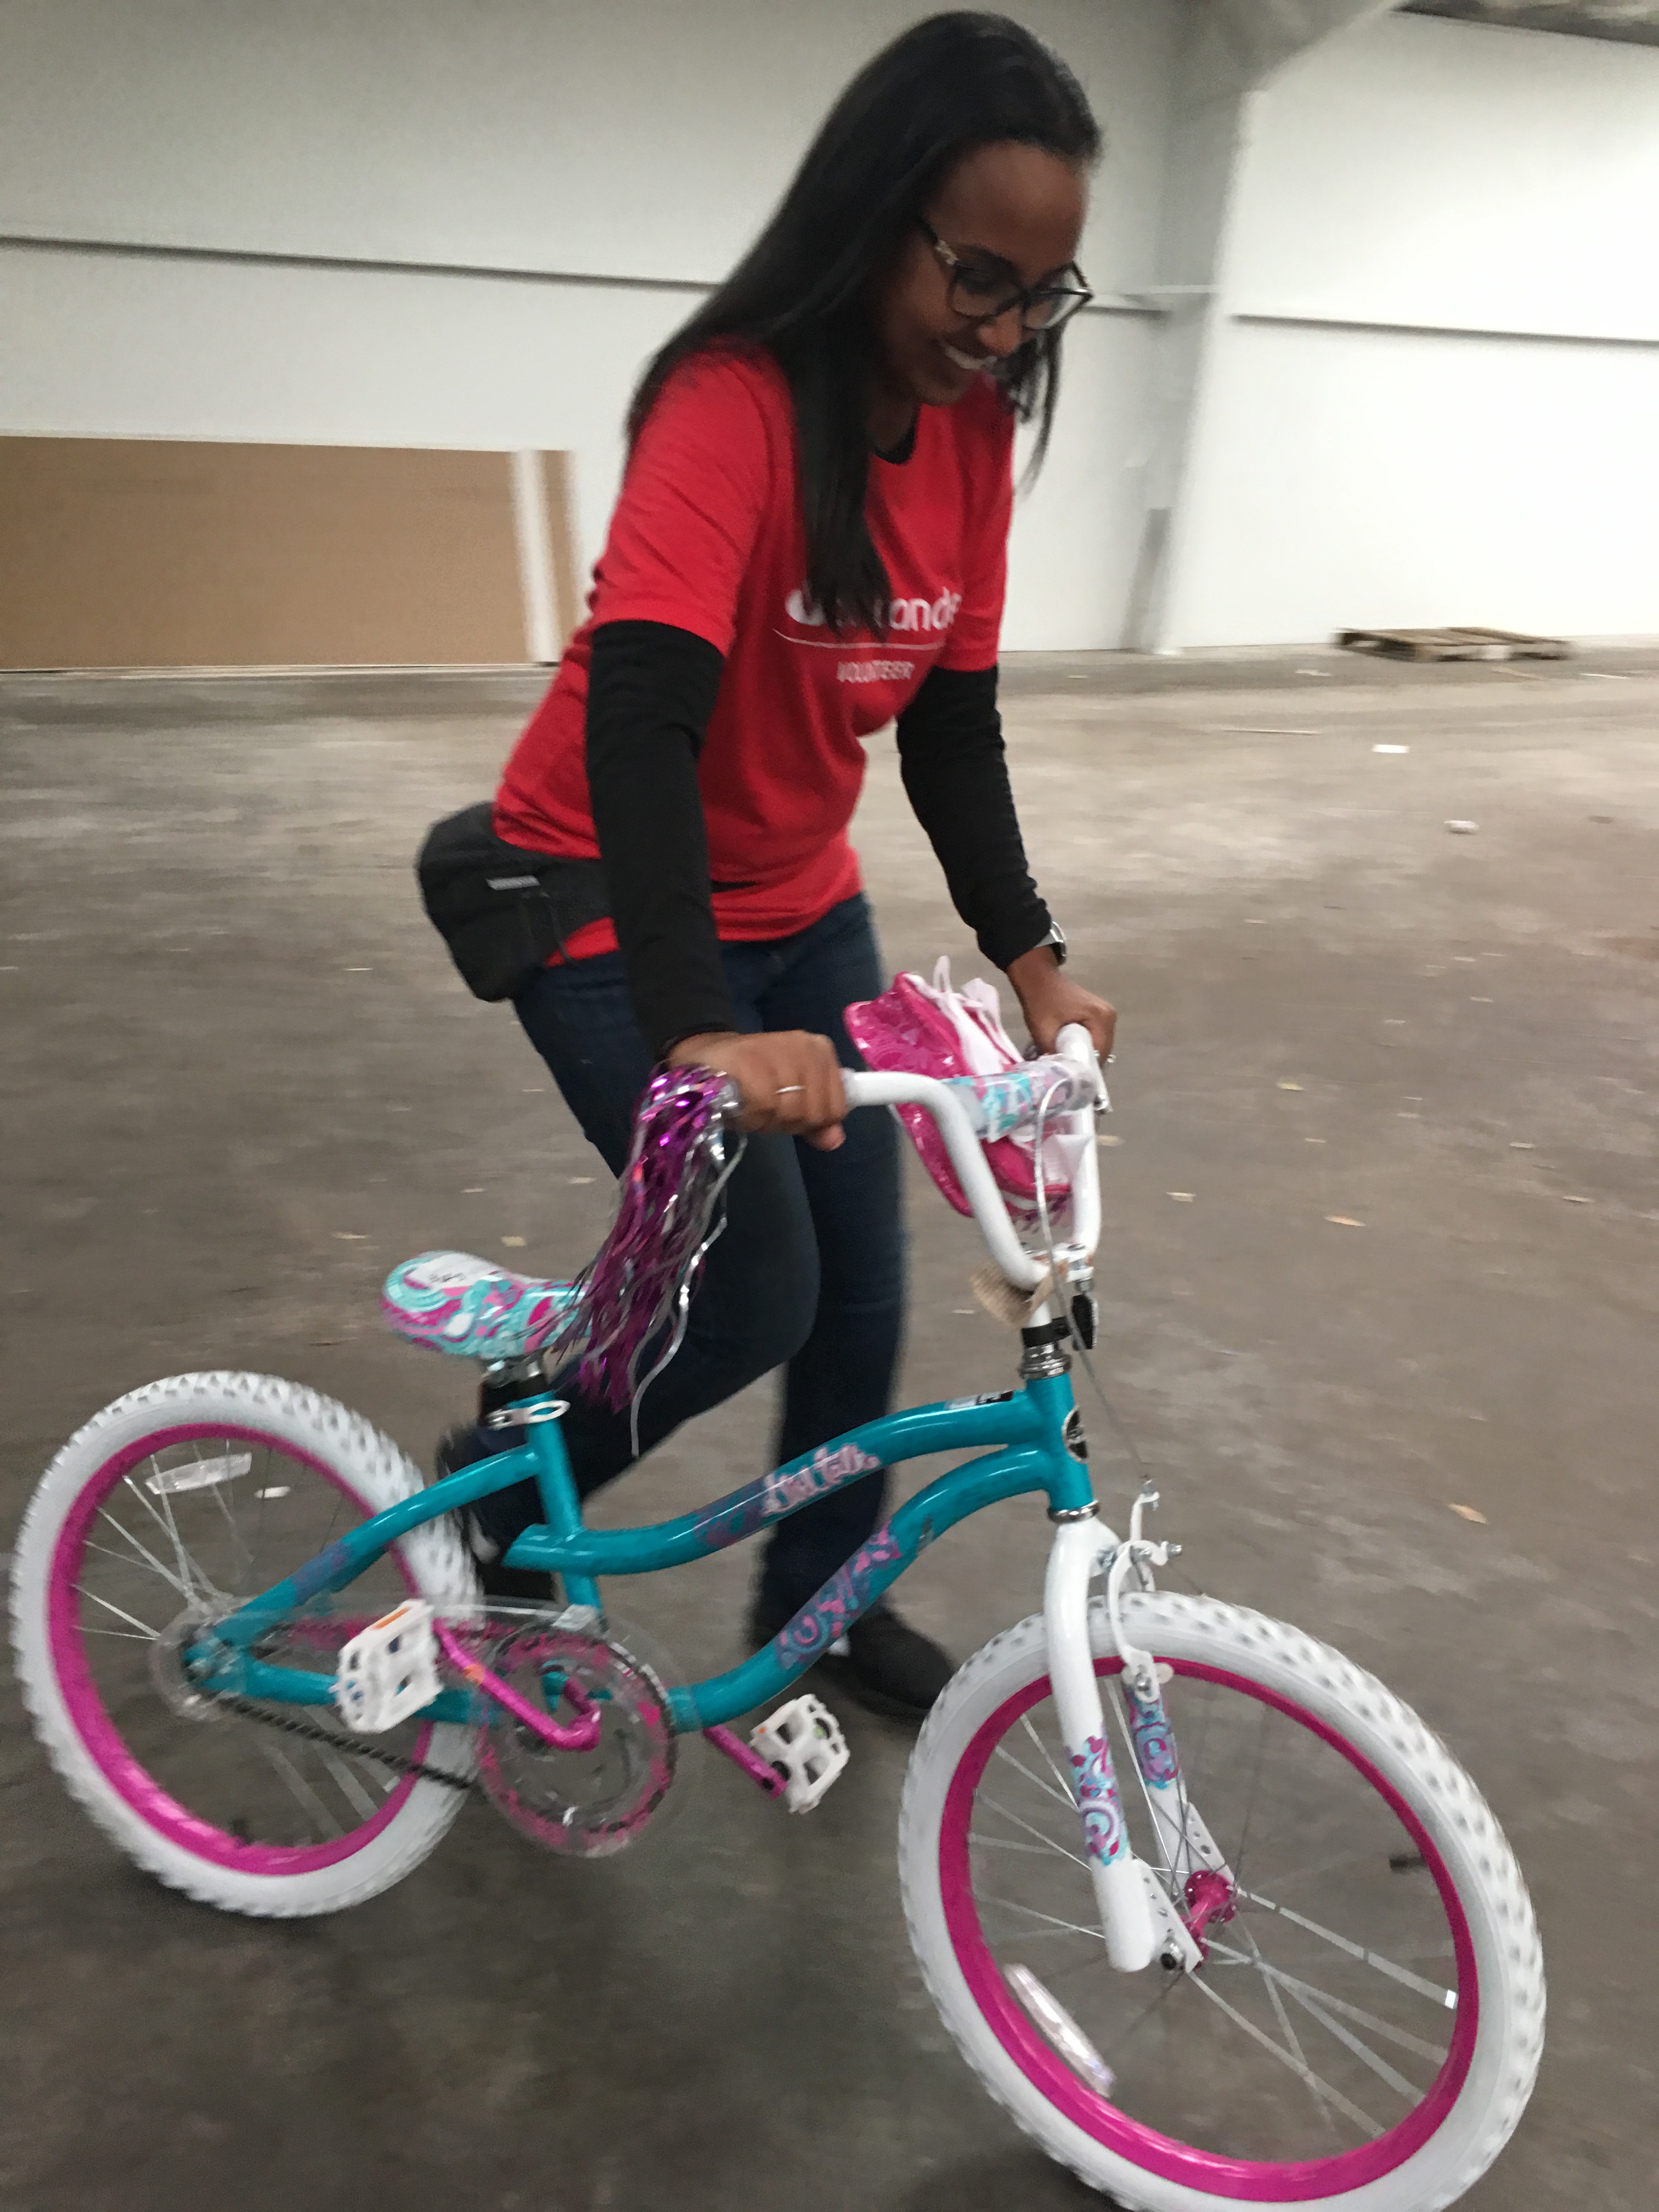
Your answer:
[476,1354,549,1430]
[478,1357,597,1612]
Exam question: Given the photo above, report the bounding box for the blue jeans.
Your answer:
[483,893,905,1617]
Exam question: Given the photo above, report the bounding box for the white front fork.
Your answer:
[1043,1517,1202,1974]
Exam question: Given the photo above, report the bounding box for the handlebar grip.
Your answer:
[1056,1022,1097,1069]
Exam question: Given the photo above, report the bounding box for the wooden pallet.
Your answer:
[1335,625,1572,663]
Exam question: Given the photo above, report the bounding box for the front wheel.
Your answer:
[10,1372,478,1918]
[899,1593,1543,2211]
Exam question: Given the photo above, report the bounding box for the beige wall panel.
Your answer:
[542,449,581,651]
[0,438,572,668]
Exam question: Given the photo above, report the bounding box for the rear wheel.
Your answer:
[10,1372,478,1918]
[899,1593,1543,2210]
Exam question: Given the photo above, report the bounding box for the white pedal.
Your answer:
[749,1695,849,1813]
[335,1600,441,1734]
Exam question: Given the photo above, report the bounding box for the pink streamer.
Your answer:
[575,1066,742,1421]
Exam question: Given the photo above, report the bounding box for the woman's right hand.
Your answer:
[665,1030,847,1151]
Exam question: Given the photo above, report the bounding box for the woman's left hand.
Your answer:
[1006,945,1116,1060]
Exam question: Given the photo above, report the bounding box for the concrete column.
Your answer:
[1128,0,1404,653]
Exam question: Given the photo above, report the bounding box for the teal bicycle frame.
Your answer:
[189,1030,1188,1976]
[194,1366,1092,1736]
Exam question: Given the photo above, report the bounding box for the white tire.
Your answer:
[11,1372,478,1918]
[899,1592,1544,2211]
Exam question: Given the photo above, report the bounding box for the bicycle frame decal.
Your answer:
[1069,1735,1128,1863]
[290,1539,356,1607]
[691,1440,883,1551]
[772,1524,905,1667]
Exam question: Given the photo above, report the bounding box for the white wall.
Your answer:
[13,3,1651,655]
[1161,14,1659,647]
[0,0,1181,652]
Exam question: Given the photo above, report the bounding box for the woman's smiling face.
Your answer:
[871,139,1088,424]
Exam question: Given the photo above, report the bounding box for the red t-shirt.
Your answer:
[494,345,1015,957]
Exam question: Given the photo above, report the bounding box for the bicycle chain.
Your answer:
[214,1692,475,1792]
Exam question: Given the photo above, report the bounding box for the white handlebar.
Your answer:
[842,1023,1103,1293]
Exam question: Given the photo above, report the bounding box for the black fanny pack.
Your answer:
[416,802,611,1002]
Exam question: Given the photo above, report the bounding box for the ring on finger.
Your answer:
[774,1084,805,1096]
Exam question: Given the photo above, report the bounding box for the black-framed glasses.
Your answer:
[917,216,1092,335]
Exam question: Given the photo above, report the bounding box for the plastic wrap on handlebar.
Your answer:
[943,1057,1097,1140]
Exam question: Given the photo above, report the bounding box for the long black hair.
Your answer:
[628,12,1101,634]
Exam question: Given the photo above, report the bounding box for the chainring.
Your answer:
[470,1615,680,1857]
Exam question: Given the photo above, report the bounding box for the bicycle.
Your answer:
[10,1023,1543,2210]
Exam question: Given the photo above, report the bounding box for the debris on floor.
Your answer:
[1336,626,1571,662]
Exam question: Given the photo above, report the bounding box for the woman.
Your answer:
[455,10,1116,1720]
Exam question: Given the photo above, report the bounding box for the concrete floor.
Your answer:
[2,648,1656,2211]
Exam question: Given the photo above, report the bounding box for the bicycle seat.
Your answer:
[381,1251,582,1362]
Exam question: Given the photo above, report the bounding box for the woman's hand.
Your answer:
[1006,946,1116,1061]
[665,1030,848,1151]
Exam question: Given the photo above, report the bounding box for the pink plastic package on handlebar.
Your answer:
[844,959,1086,1223]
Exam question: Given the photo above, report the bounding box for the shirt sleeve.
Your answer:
[938,393,1015,674]
[585,619,738,1058]
[895,663,1053,972]
[588,353,774,656]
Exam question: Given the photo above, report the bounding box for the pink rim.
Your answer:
[47,1421,429,1877]
[939,1656,1480,2201]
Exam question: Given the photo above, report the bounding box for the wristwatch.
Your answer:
[1031,922,1068,967]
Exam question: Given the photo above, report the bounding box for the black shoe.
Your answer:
[747,1594,953,1724]
[435,1423,557,1607]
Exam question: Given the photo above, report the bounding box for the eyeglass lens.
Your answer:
[948,266,1087,332]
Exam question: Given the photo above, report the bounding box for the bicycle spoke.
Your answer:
[146,1469,204,1599]
[74,1584,163,1638]
[981,1896,1107,1944]
[84,1530,193,1601]
[993,1741,1079,1814]
[307,1736,382,1824]
[252,1731,343,1839]
[100,1505,205,1603]
[207,1476,255,1583]
[972,1833,1089,1859]
[1205,1945,1450,2066]
[1020,1712,1077,1805]
[1275,1977,1420,2102]
[250,1445,274,1583]
[121,1468,202,1569]
[1236,1891,1457,2007]
[1239,1921,1342,2140]
[1187,1972,1384,2141]
[975,1793,1093,1873]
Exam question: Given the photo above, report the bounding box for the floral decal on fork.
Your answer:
[1069,1734,1127,1862]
